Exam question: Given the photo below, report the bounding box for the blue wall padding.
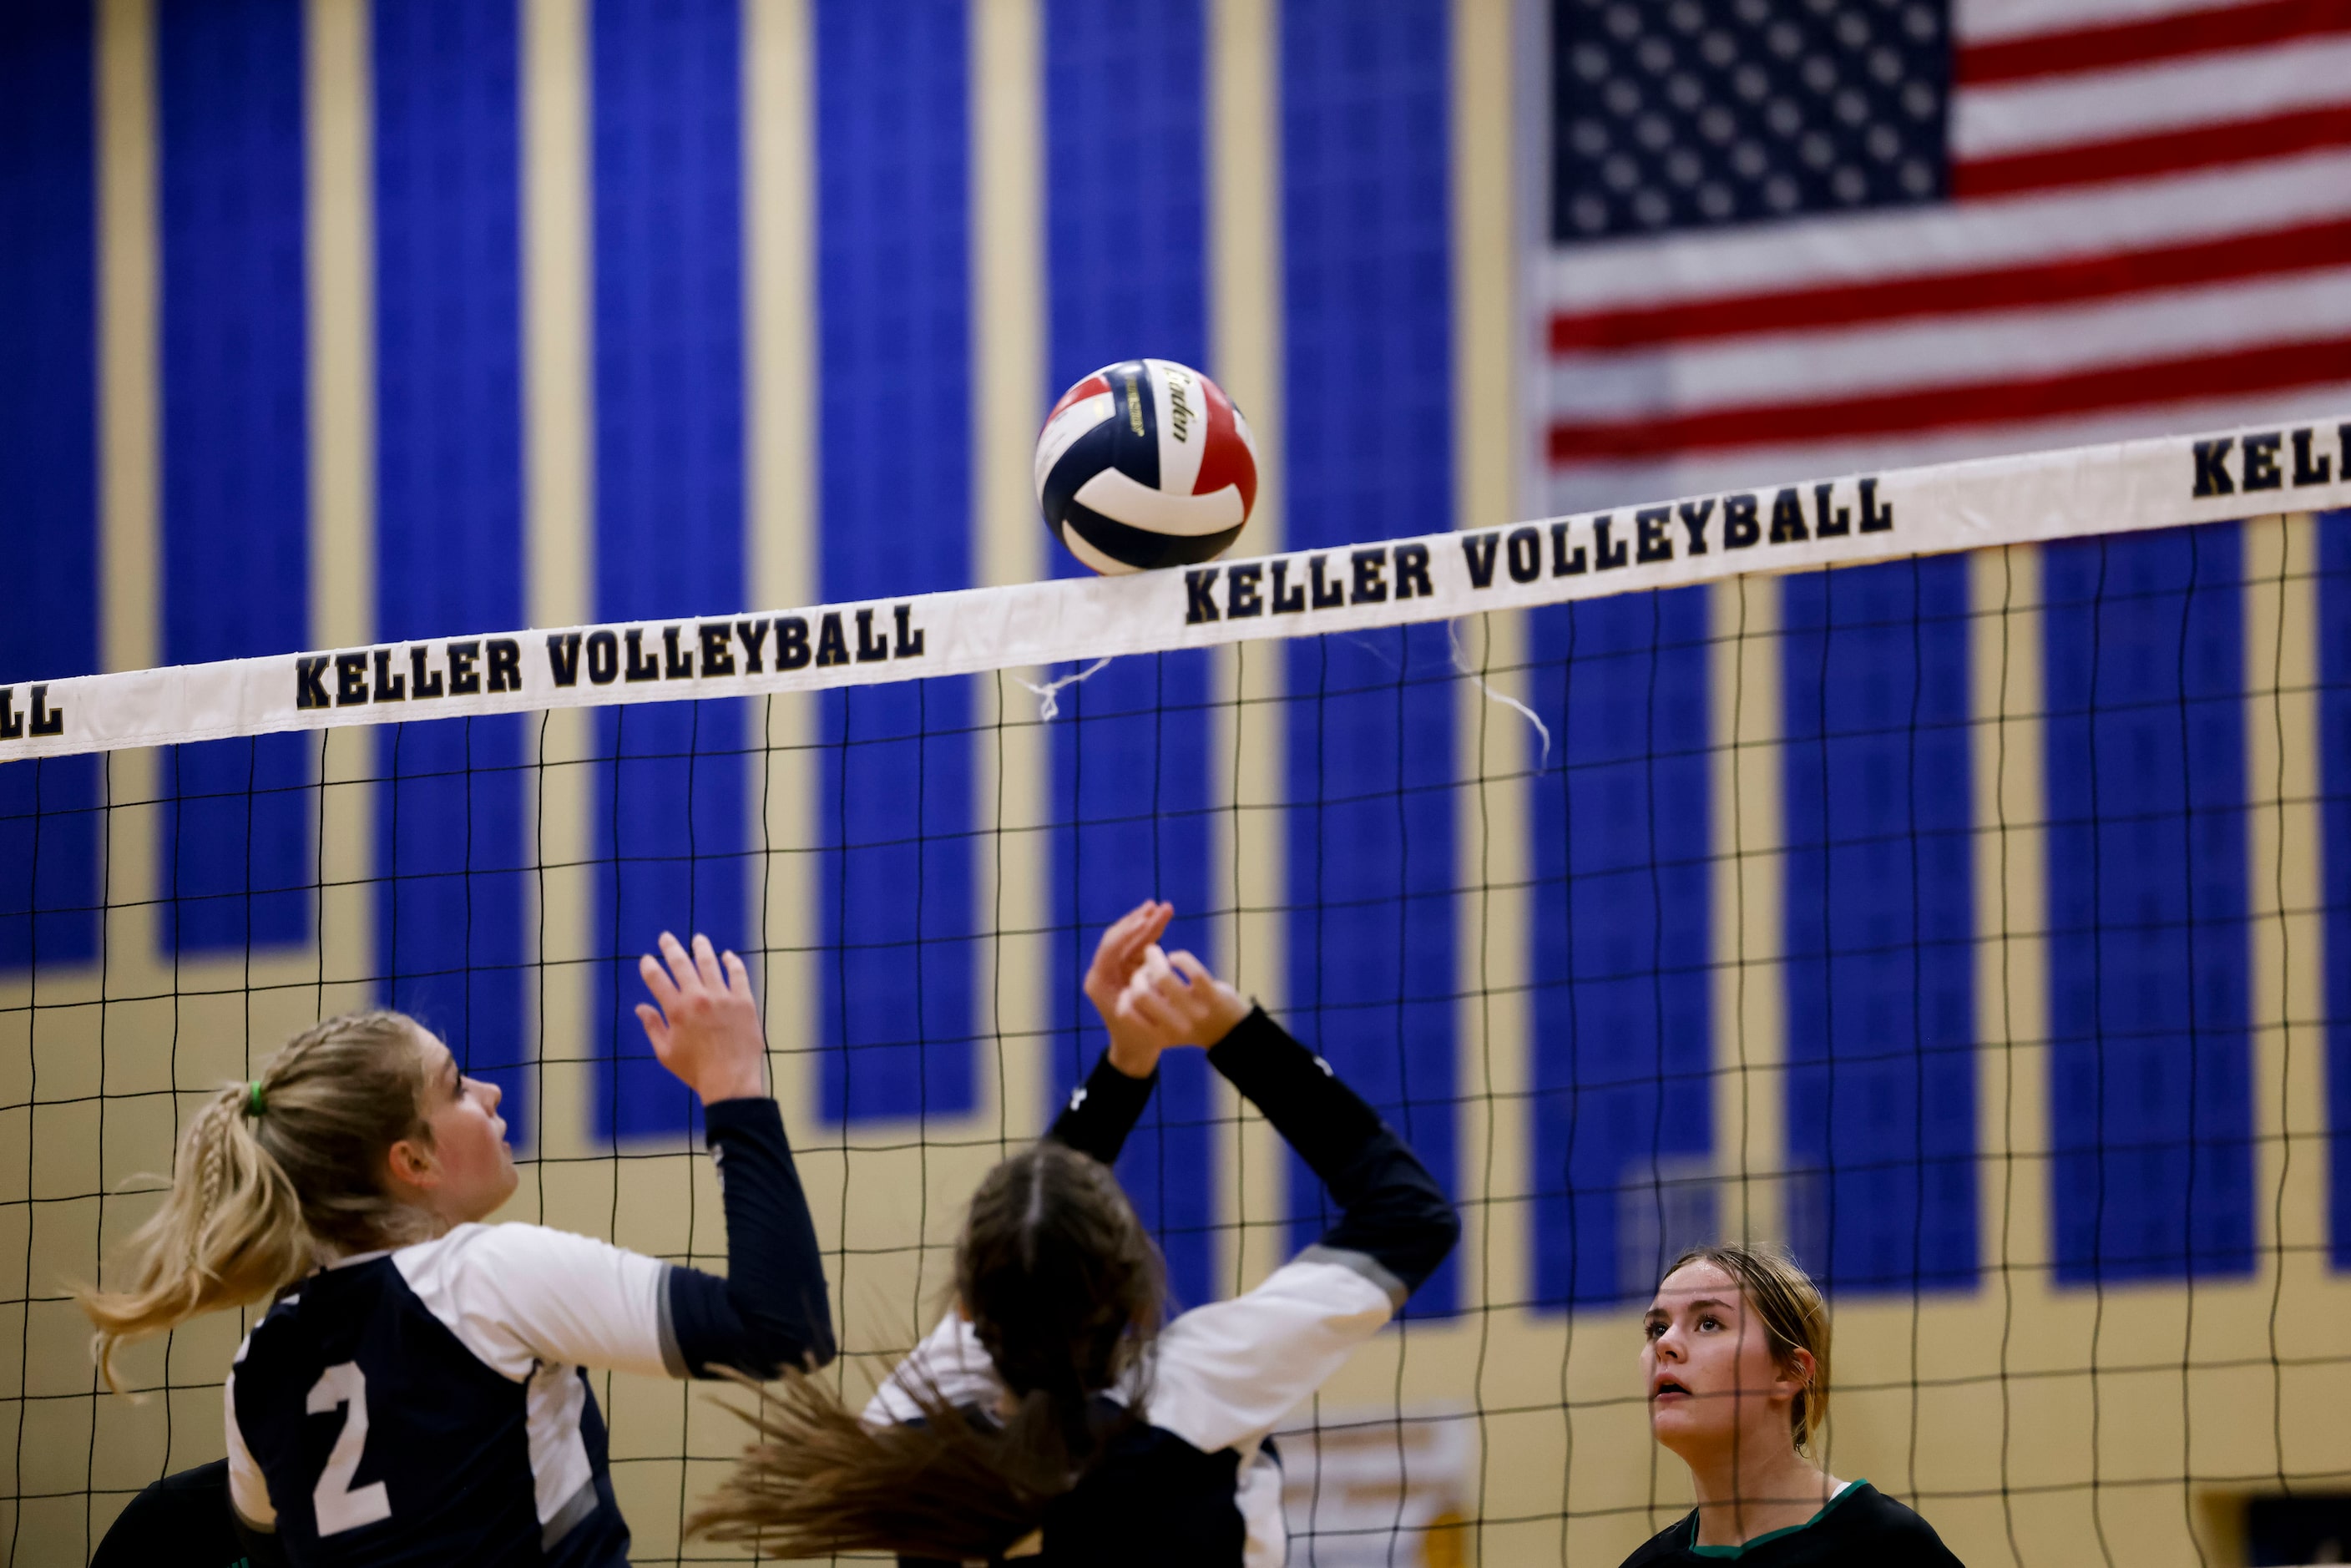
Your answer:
[158,0,312,958]
[589,0,750,1140]
[2319,512,2351,1269]
[1046,657,1220,1308]
[1783,558,1977,1292]
[1044,0,1216,1307]
[2045,524,2254,1282]
[0,1,101,972]
[814,0,975,1122]
[1281,0,1459,1316]
[1529,589,1712,1308]
[372,0,530,1145]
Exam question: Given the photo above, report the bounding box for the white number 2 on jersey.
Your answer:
[306,1362,393,1535]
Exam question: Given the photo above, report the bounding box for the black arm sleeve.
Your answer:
[1044,1050,1159,1164]
[1206,1007,1460,1300]
[664,1097,837,1378]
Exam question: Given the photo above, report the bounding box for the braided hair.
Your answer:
[77,1011,437,1393]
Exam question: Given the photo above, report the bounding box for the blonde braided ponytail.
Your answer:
[77,1011,436,1394]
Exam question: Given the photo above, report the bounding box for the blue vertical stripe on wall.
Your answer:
[373,0,529,1144]
[1282,0,1458,1315]
[2045,524,2254,1282]
[158,0,311,957]
[0,2,100,972]
[1782,559,1976,1292]
[1043,0,1216,1306]
[1529,589,1711,1308]
[814,0,974,1123]
[590,0,749,1140]
[2321,511,2351,1269]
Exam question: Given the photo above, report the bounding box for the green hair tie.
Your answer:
[245,1080,265,1118]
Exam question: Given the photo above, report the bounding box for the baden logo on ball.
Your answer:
[1034,358,1260,574]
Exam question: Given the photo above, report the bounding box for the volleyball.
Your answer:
[1034,357,1260,574]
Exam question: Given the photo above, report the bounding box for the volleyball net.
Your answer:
[8,419,2351,1565]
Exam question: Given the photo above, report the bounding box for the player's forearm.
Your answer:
[665,1097,836,1377]
[1206,1008,1459,1299]
[1044,1049,1159,1165]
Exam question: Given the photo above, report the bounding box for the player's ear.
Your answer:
[1777,1346,1816,1399]
[384,1135,440,1191]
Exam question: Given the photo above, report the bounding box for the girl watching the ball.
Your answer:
[1620,1245,1962,1566]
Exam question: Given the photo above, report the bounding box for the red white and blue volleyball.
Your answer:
[1034,358,1260,575]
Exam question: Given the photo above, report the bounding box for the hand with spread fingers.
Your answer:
[635,931,768,1105]
[1113,941,1251,1055]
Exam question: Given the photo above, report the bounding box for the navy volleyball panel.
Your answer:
[372,0,529,1141]
[590,0,750,1139]
[1782,559,1976,1294]
[2045,525,2254,1283]
[816,0,975,1121]
[158,0,312,956]
[1059,503,1241,574]
[2320,511,2351,1269]
[0,1,100,971]
[1047,655,1219,1309]
[1529,589,1711,1309]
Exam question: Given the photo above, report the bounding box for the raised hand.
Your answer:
[1084,900,1176,1077]
[1115,944,1251,1054]
[635,932,767,1105]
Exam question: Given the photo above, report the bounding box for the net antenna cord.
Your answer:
[2,417,2343,763]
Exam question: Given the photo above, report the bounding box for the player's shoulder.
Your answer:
[1615,1510,1696,1566]
[1814,1483,1962,1559]
[391,1218,616,1292]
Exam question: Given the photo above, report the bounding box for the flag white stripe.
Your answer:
[1548,266,2351,422]
[1954,0,2275,47]
[1543,149,2351,313]
[1545,386,2351,513]
[1949,33,2351,159]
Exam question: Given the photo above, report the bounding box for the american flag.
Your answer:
[1543,0,2351,512]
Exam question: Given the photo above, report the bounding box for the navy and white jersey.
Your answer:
[873,1013,1459,1568]
[225,1097,832,1566]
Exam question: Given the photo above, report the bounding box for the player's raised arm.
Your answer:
[1042,898,1178,1164]
[634,932,837,1379]
[1103,944,1460,1451]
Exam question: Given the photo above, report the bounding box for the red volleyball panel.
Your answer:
[1046,372,1112,424]
[1191,375,1256,516]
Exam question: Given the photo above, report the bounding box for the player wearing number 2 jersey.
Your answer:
[78,931,831,1566]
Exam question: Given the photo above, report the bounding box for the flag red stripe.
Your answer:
[1957,0,2351,86]
[1953,104,2351,198]
[1548,216,2351,352]
[1546,335,2351,463]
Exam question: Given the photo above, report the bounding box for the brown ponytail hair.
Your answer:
[78,1010,438,1393]
[1662,1243,1833,1451]
[688,1141,1165,1560]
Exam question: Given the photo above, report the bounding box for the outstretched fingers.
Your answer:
[640,946,684,1014]
[722,948,753,1002]
[691,932,726,992]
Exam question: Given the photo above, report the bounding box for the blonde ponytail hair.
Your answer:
[78,1010,438,1393]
